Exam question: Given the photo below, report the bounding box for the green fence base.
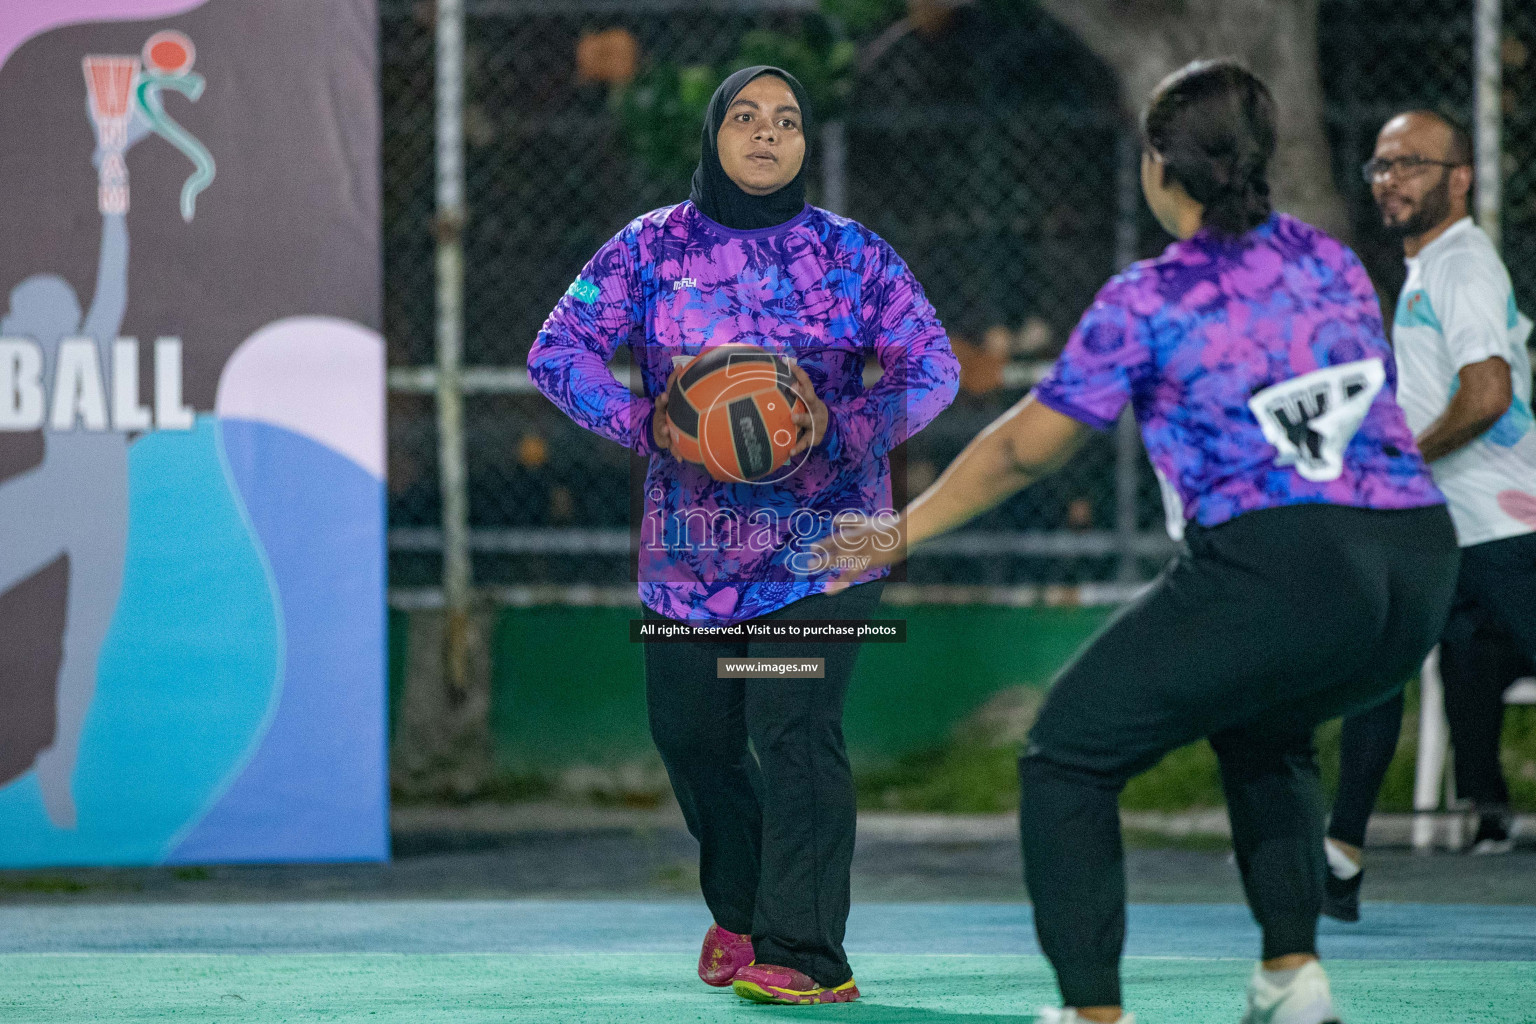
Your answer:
[475,604,1114,770]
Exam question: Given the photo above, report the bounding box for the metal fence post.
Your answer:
[1114,129,1141,583]
[1474,0,1502,251]
[821,120,847,214]
[435,0,473,688]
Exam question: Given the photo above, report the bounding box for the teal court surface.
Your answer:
[2,900,1533,1023]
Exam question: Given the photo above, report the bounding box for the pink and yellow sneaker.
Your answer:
[732,963,860,1004]
[697,923,755,986]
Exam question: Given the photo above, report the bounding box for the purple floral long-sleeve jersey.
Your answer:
[1035,213,1444,536]
[529,202,959,624]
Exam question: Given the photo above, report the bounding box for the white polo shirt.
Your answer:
[1392,217,1536,546]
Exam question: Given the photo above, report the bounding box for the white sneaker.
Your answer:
[1468,811,1516,855]
[1035,1009,1136,1024]
[1240,960,1341,1024]
[1471,835,1516,855]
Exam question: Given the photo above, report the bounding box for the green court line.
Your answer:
[3,953,1531,1023]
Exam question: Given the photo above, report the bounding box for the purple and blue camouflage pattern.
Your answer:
[529,201,959,624]
[1035,213,1444,530]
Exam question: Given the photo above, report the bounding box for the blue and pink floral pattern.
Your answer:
[529,202,959,624]
[1035,213,1444,530]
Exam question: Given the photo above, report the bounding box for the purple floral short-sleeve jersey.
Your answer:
[529,201,959,624]
[1034,213,1444,533]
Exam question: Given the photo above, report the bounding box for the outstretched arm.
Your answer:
[81,99,150,348]
[818,395,1088,585]
[903,394,1088,545]
[82,213,128,349]
[819,271,1145,584]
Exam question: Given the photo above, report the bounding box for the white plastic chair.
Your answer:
[1412,645,1536,851]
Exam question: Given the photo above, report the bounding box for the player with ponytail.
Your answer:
[1141,59,1275,238]
[819,59,1456,1024]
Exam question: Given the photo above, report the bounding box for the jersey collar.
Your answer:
[1409,215,1475,266]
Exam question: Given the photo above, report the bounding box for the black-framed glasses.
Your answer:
[1361,156,1464,183]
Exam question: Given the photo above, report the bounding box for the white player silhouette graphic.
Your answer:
[0,33,211,828]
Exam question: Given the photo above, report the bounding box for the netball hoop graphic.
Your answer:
[0,30,214,832]
[83,55,138,214]
[82,31,215,223]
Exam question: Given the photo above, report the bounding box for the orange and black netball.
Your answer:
[666,344,806,482]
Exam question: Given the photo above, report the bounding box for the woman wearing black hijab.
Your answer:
[528,67,959,1003]
[690,65,814,228]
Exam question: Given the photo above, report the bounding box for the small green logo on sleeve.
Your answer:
[566,278,601,304]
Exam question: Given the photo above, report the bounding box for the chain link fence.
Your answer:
[383,0,1535,597]
[1499,1,1536,308]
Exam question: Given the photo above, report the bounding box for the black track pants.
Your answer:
[1327,687,1404,849]
[1445,533,1536,808]
[1331,530,1536,842]
[642,580,884,988]
[1019,505,1458,1009]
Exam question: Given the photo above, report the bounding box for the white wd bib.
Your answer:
[1248,359,1387,483]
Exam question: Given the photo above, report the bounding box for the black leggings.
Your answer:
[1328,688,1403,849]
[1330,531,1536,845]
[642,580,884,988]
[1020,504,1458,1009]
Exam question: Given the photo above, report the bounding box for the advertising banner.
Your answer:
[0,0,386,865]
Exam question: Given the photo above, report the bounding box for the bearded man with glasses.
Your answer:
[1324,110,1536,923]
